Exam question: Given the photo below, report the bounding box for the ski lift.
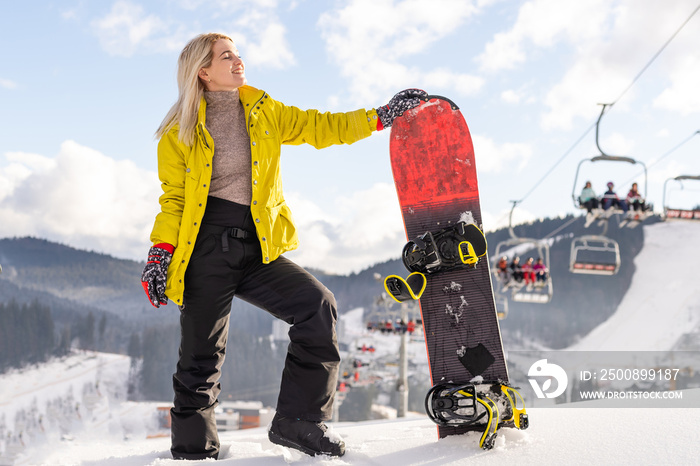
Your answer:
[571,104,651,226]
[495,295,508,320]
[662,175,700,221]
[492,202,553,305]
[569,234,620,275]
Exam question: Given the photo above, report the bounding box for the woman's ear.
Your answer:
[198,68,210,84]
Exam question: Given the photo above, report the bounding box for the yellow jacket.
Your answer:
[150,85,378,305]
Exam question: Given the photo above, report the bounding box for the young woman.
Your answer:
[140,32,425,460]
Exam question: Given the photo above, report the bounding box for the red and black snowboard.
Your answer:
[389,96,527,447]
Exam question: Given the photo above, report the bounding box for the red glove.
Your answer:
[141,243,174,308]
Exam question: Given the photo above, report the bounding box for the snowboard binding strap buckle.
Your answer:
[402,222,487,274]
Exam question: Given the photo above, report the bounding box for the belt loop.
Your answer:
[221,230,229,252]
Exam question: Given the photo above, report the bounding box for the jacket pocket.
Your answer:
[269,202,299,249]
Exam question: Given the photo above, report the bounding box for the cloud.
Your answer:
[0,141,160,261]
[90,0,296,67]
[91,1,181,57]
[472,134,532,173]
[231,8,296,69]
[0,78,17,90]
[653,55,700,115]
[478,0,700,129]
[477,0,610,72]
[284,183,405,274]
[501,89,521,104]
[318,0,483,104]
[481,204,538,233]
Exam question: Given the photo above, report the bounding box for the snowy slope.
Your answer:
[0,352,130,427]
[28,389,700,465]
[570,221,700,351]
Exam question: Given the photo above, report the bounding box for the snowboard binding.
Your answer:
[425,382,528,450]
[402,222,487,275]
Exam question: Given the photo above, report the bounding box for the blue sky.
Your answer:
[1,0,699,274]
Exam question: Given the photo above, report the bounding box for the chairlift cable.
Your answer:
[542,215,579,240]
[515,122,597,205]
[619,130,700,187]
[606,3,700,108]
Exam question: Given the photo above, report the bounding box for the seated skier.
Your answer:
[533,257,549,285]
[579,181,599,213]
[626,182,647,212]
[497,256,510,285]
[522,257,536,287]
[509,256,523,283]
[601,182,628,213]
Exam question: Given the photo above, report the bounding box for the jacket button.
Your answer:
[254,161,258,165]
[186,168,191,172]
[253,200,257,205]
[252,142,256,146]
[253,180,257,185]
[262,237,266,241]
[265,257,269,261]
[255,218,260,223]
[265,131,269,135]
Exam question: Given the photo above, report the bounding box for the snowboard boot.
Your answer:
[268,413,345,457]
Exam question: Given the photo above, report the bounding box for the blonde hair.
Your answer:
[155,33,233,146]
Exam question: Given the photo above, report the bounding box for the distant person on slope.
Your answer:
[140,32,426,461]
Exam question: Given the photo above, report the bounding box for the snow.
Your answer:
[26,392,700,465]
[570,221,700,351]
[0,352,130,424]
[3,221,700,464]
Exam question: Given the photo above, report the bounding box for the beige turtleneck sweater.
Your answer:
[204,90,252,206]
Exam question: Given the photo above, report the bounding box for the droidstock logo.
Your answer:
[528,359,568,399]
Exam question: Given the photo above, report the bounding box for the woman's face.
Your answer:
[199,39,246,91]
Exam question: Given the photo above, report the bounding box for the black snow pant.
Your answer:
[170,198,340,460]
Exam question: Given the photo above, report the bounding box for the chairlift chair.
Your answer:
[491,202,554,305]
[571,104,651,225]
[662,175,700,221]
[495,295,509,320]
[569,234,620,275]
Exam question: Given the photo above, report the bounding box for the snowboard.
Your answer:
[388,96,527,447]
